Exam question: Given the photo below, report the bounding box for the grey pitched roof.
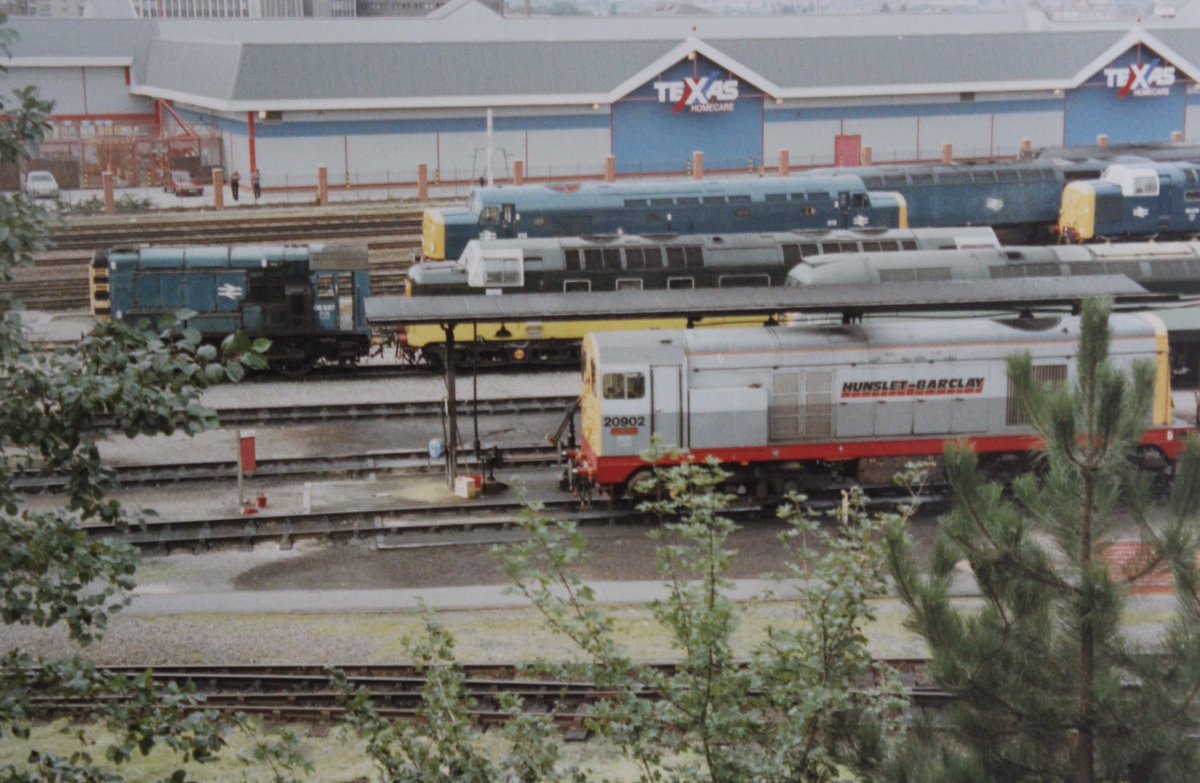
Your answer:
[144,39,244,103]
[228,40,674,102]
[711,30,1124,91]
[4,10,1200,112]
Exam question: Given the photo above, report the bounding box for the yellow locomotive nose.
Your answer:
[1059,181,1096,242]
[422,209,446,260]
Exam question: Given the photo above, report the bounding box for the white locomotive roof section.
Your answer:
[1102,163,1163,197]
[588,330,687,368]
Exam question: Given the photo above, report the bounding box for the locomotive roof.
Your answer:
[588,311,1162,368]
[462,175,874,213]
[789,242,1200,286]
[365,276,1165,327]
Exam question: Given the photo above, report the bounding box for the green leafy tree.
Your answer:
[885,298,1200,782]
[0,19,304,781]
[498,449,908,782]
[336,616,574,783]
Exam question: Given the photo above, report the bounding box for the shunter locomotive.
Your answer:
[92,244,372,374]
[565,313,1191,499]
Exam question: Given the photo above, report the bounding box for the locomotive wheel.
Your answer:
[272,355,317,377]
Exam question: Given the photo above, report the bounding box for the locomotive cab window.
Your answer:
[602,372,645,400]
[483,258,522,286]
[480,206,500,224]
[316,273,336,298]
[719,274,771,288]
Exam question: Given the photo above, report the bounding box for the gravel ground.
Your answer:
[0,515,944,665]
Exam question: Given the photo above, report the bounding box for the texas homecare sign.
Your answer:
[653,73,740,113]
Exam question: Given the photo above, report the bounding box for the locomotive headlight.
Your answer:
[513,348,527,361]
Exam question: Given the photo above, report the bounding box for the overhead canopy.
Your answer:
[365,276,1170,327]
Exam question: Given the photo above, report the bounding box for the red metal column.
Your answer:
[248,111,257,174]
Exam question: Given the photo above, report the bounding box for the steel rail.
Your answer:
[16,443,560,491]
[76,481,943,552]
[22,659,946,726]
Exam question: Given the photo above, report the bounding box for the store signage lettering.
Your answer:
[1103,60,1176,98]
[653,73,739,113]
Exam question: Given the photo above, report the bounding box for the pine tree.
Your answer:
[885,298,1200,783]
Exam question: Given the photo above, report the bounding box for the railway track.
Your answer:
[48,207,425,250]
[16,443,561,491]
[74,479,942,552]
[2,206,426,310]
[25,660,946,726]
[84,481,589,551]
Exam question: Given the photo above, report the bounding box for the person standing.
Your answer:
[230,170,241,201]
[251,168,261,201]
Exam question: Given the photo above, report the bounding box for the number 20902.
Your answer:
[604,415,645,428]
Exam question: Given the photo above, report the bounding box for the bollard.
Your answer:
[692,151,704,180]
[102,171,115,215]
[779,149,790,177]
[418,163,429,200]
[212,167,225,210]
[318,166,329,206]
[513,160,524,186]
[604,155,616,183]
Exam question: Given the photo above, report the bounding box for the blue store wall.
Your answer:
[612,56,764,175]
[1065,44,1186,145]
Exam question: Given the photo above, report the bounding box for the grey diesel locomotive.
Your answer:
[398,227,999,367]
[566,313,1190,499]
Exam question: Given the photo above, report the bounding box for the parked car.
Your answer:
[23,170,59,199]
[163,170,204,197]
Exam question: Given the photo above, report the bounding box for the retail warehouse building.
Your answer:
[6,1,1200,191]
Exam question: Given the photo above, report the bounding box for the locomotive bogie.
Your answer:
[572,314,1185,496]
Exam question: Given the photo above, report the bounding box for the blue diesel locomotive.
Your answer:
[92,244,372,374]
[825,159,1106,243]
[421,174,908,261]
[1059,161,1200,241]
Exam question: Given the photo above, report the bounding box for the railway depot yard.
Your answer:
[8,185,1200,779]
[2,349,1191,667]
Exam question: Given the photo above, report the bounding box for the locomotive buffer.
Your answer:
[366,276,1176,487]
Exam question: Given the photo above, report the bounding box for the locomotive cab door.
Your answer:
[651,365,683,448]
[500,203,516,238]
[284,281,311,330]
[838,191,873,229]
